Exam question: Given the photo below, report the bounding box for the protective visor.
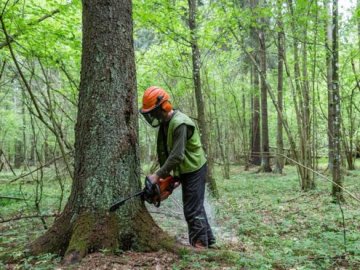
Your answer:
[140,106,162,127]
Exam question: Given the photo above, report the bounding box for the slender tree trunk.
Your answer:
[258,17,271,172]
[301,22,313,189]
[331,0,344,201]
[22,90,27,169]
[213,91,229,179]
[242,93,249,170]
[287,0,314,190]
[325,0,334,171]
[188,0,219,197]
[44,130,52,166]
[274,12,284,174]
[358,0,360,71]
[311,0,319,176]
[249,0,261,166]
[29,136,36,166]
[14,139,23,169]
[250,64,261,166]
[28,0,171,263]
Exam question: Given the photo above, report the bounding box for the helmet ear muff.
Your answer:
[161,101,172,112]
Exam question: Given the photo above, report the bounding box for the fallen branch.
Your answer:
[0,196,25,200]
[0,213,58,223]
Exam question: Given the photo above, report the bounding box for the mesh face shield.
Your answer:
[140,106,162,127]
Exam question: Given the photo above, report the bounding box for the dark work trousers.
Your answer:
[180,164,216,247]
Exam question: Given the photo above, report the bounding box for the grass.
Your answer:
[195,164,360,269]
[0,167,71,269]
[1,163,360,269]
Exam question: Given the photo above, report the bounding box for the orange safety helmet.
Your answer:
[140,86,172,114]
[140,86,173,127]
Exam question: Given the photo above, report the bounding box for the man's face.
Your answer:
[142,106,165,127]
[149,107,164,121]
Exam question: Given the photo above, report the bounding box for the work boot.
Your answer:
[193,240,207,250]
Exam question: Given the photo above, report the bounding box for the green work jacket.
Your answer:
[157,111,207,176]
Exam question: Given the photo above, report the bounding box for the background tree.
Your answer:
[274,0,284,174]
[249,0,262,166]
[330,0,343,201]
[258,0,271,172]
[188,0,219,196]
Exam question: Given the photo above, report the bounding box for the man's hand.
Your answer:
[147,174,160,185]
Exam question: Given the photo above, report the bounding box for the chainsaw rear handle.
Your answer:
[142,176,161,207]
[143,175,180,207]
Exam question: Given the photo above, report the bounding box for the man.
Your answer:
[140,86,216,249]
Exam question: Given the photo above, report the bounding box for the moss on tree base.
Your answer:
[27,204,176,265]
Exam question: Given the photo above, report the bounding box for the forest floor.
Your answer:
[1,162,360,269]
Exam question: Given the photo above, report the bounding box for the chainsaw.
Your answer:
[109,175,180,212]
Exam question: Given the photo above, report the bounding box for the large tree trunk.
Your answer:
[330,0,343,201]
[188,0,219,197]
[28,0,171,263]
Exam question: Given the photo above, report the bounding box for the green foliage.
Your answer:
[209,164,360,269]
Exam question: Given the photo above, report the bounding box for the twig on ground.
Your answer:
[0,213,58,223]
[0,196,25,200]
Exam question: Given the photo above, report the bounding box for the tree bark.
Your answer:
[325,0,334,172]
[274,9,284,174]
[14,139,24,169]
[330,0,344,201]
[188,0,219,197]
[358,0,360,71]
[287,0,314,190]
[28,0,172,263]
[258,15,272,172]
[249,0,261,166]
[250,64,261,166]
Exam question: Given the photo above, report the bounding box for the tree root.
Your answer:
[26,204,176,266]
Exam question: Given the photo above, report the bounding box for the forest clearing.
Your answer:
[0,0,360,269]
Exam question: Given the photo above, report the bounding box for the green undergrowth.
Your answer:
[176,164,360,270]
[0,167,71,268]
[1,163,360,269]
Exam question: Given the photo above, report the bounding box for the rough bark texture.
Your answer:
[330,0,344,201]
[28,0,172,263]
[188,0,219,197]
